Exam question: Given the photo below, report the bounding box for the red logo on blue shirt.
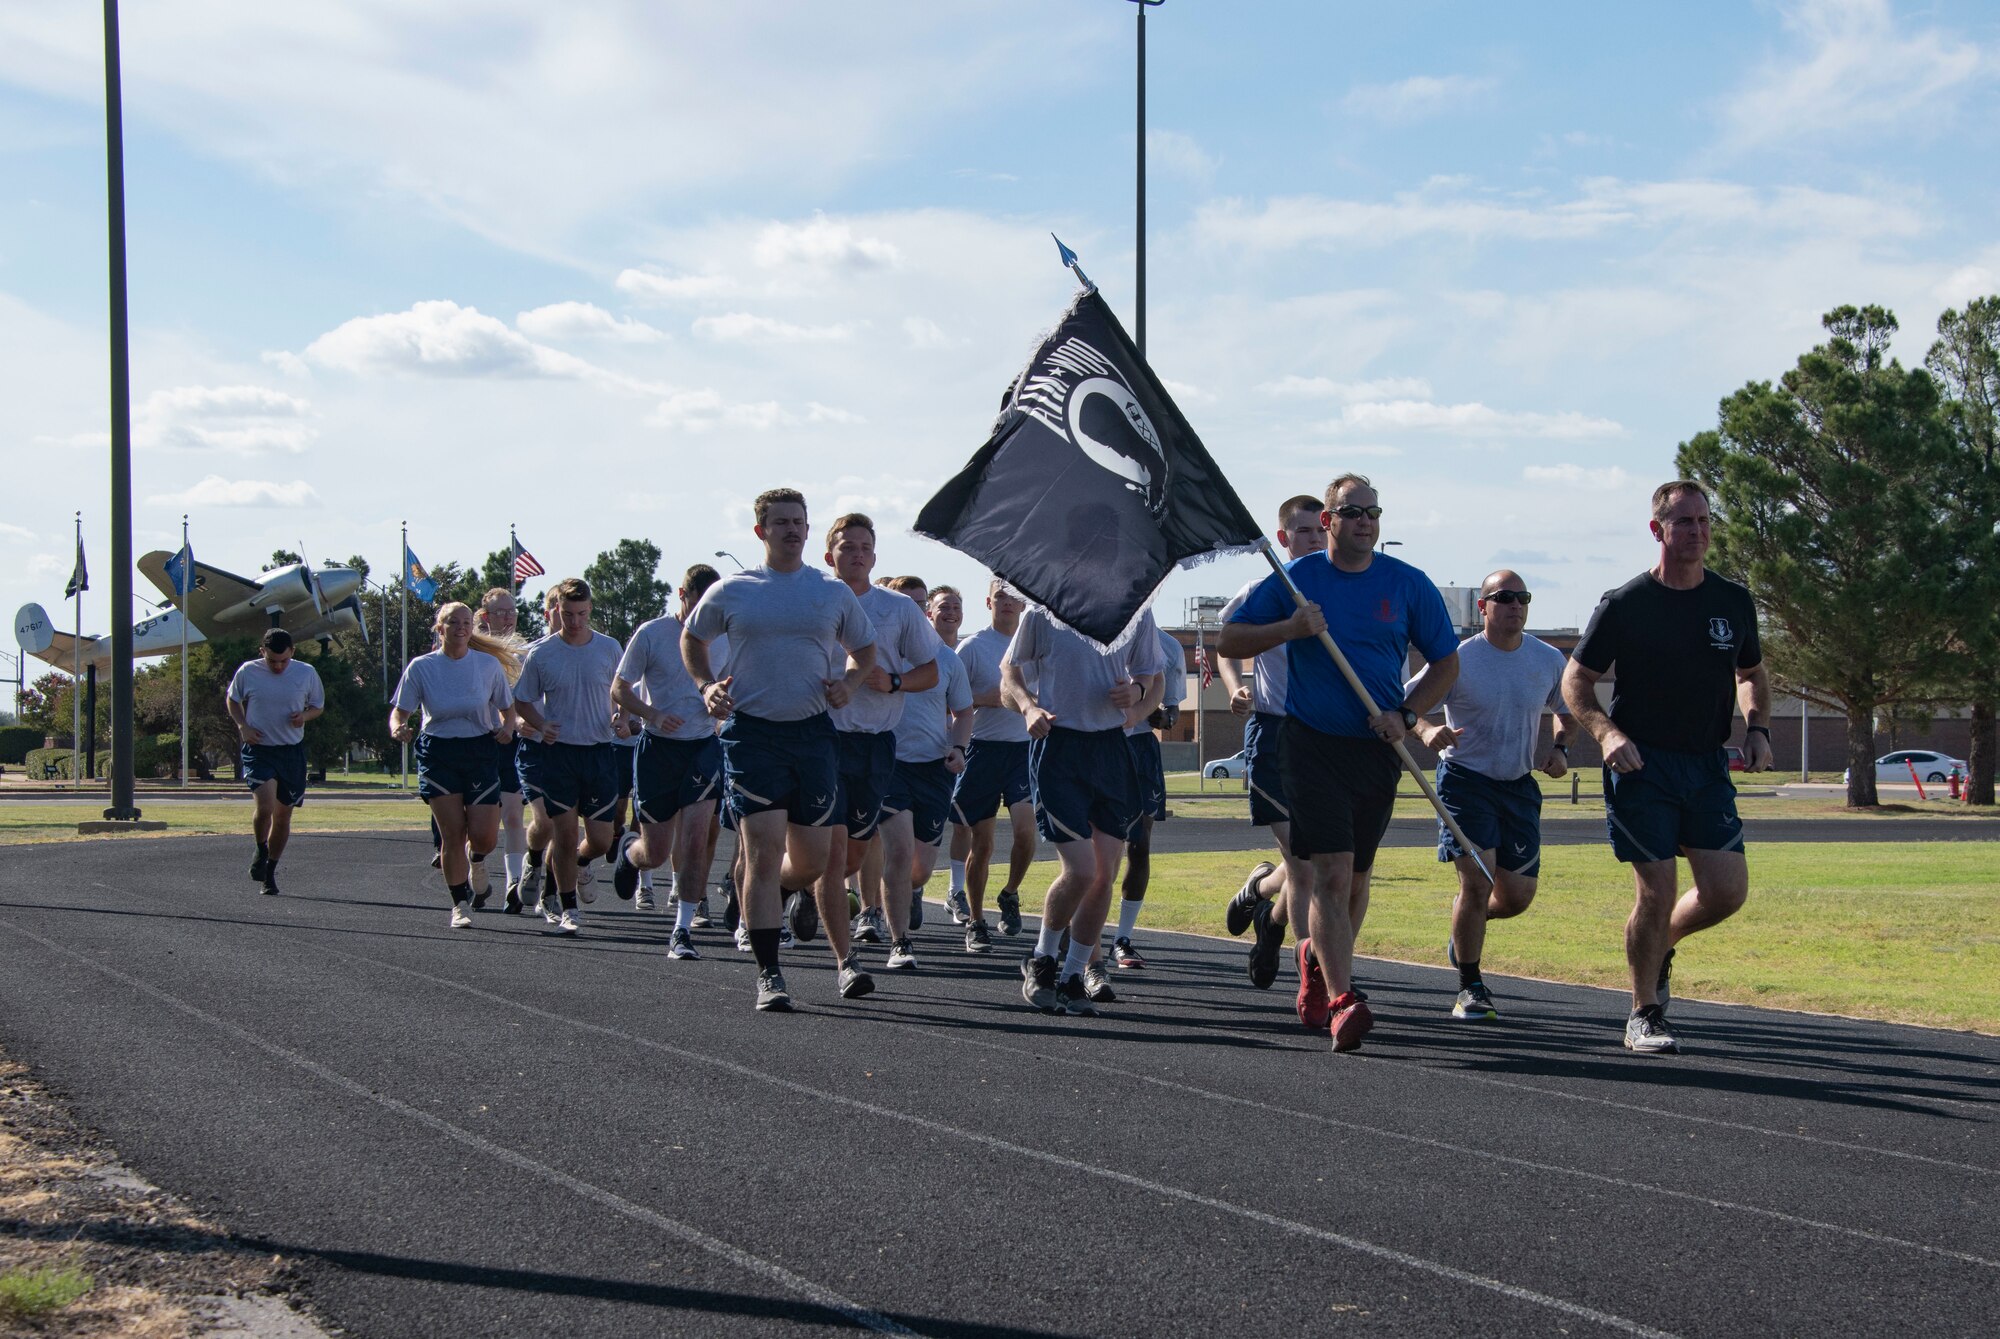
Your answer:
[1377,599,1396,622]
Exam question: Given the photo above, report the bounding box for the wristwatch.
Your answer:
[1398,706,1418,730]
[888,671,903,693]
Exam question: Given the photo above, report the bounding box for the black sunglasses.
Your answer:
[1331,505,1384,520]
[1481,589,1532,605]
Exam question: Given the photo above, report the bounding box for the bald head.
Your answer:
[1480,569,1524,598]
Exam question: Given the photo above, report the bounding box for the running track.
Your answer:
[2,832,1995,1337]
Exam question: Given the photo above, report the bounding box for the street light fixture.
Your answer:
[714,550,745,570]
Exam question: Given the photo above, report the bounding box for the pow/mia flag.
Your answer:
[916,288,1261,647]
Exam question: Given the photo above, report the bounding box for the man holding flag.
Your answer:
[1220,475,1460,1052]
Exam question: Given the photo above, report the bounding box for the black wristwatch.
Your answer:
[1554,743,1570,754]
[888,671,903,693]
[1746,725,1771,738]
[1398,706,1418,730]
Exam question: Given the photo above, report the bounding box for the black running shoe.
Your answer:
[1227,860,1274,936]
[1056,974,1098,1017]
[471,886,491,910]
[429,851,442,870]
[997,889,1022,937]
[260,875,280,897]
[965,919,993,954]
[1083,962,1117,1003]
[249,853,269,882]
[838,956,876,999]
[756,969,794,1012]
[612,831,640,901]
[723,880,741,934]
[908,887,924,931]
[1248,896,1285,989]
[1452,981,1499,1020]
[1020,953,1058,1012]
[785,889,819,941]
[1657,947,1675,1012]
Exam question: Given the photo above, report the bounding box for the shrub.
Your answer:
[0,724,42,764]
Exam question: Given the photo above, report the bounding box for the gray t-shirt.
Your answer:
[960,626,1032,743]
[227,659,325,747]
[1222,575,1287,714]
[513,631,624,746]
[617,614,714,742]
[895,642,973,763]
[1127,627,1188,737]
[1420,632,1569,781]
[1004,608,1166,733]
[831,585,940,735]
[685,566,875,722]
[393,649,511,739]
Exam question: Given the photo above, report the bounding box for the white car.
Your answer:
[1203,749,1249,780]
[1845,750,1968,785]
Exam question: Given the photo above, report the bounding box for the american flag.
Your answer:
[1193,644,1214,690]
[511,536,544,587]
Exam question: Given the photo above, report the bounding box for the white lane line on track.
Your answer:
[910,1028,2000,1270]
[0,918,916,1338]
[297,943,1682,1339]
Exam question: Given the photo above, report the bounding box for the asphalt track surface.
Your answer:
[3,833,1996,1338]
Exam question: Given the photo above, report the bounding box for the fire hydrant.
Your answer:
[1949,766,1963,801]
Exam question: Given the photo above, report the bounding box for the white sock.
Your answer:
[502,851,525,884]
[1061,937,1094,981]
[1116,897,1143,941]
[675,897,699,931]
[639,868,654,890]
[1036,924,1065,959]
[949,859,965,892]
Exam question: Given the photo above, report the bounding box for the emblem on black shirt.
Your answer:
[1707,617,1734,650]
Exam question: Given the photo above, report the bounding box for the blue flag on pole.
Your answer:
[164,543,194,600]
[404,545,438,602]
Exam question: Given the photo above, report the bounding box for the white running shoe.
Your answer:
[577,865,597,904]
[541,893,563,925]
[450,903,472,930]
[469,857,490,898]
[634,890,656,912]
[735,922,753,952]
[558,909,581,935]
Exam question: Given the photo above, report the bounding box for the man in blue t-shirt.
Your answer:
[1221,473,1460,1053]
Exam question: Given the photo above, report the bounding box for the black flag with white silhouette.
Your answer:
[916,288,1262,647]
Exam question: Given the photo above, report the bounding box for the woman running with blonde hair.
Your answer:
[391,601,518,927]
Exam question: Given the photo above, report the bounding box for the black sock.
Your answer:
[749,926,782,971]
[256,840,269,860]
[560,890,578,910]
[470,850,491,863]
[577,855,593,870]
[1458,958,1482,989]
[528,847,545,868]
[449,881,472,905]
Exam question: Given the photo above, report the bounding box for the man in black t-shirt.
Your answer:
[1562,480,1772,1056]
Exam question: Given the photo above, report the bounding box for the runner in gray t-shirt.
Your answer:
[225,629,326,896]
[948,579,1040,941]
[1407,569,1571,1022]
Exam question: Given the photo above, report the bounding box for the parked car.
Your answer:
[1203,749,1249,780]
[1843,750,1968,785]
[1724,746,1746,772]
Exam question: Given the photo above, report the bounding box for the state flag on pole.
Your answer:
[164,543,194,599]
[404,544,438,602]
[64,536,88,599]
[511,536,544,587]
[915,287,1262,647]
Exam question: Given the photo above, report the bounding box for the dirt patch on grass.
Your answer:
[0,1055,330,1337]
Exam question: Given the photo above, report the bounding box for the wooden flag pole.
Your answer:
[1257,542,1494,888]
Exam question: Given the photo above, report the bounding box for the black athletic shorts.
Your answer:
[1603,743,1744,864]
[719,711,838,828]
[521,741,621,822]
[1244,710,1291,828]
[950,738,1032,825]
[1435,760,1542,874]
[1279,719,1399,870]
[241,742,308,809]
[834,728,896,839]
[1127,732,1167,823]
[633,733,723,826]
[496,736,523,795]
[415,734,502,806]
[1029,725,1141,844]
[884,757,955,847]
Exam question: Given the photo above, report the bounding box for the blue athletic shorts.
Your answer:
[1603,743,1744,864]
[610,742,637,800]
[719,711,838,828]
[1029,726,1140,844]
[522,741,621,822]
[1127,732,1167,823]
[1245,711,1291,828]
[1435,760,1542,874]
[495,737,523,795]
[634,733,723,826]
[415,734,502,806]
[835,728,896,839]
[885,757,955,847]
[241,742,308,808]
[950,739,1032,825]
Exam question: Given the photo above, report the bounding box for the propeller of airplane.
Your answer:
[298,545,325,617]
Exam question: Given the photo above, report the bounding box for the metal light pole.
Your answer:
[102,0,139,820]
[399,522,409,789]
[178,514,189,788]
[714,550,746,571]
[1131,0,1164,359]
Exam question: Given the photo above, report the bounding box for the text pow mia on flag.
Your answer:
[916,287,1261,647]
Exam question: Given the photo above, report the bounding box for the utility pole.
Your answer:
[102,0,140,822]
[1131,0,1164,359]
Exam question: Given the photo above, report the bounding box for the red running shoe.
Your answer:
[1330,992,1374,1052]
[1296,939,1332,1031]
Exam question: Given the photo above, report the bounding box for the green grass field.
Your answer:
[1136,844,2000,1034]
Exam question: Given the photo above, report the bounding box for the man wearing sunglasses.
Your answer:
[1407,570,1571,1021]
[1220,474,1460,1052]
[1563,481,1768,1056]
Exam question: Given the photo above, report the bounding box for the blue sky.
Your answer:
[3,0,1998,655]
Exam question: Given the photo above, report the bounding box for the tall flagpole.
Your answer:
[399,521,409,789]
[178,514,189,788]
[103,0,139,820]
[72,511,83,788]
[1132,0,1163,358]
[510,523,520,596]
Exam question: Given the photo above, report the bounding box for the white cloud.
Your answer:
[615,269,737,304]
[0,522,33,542]
[260,350,310,377]
[647,388,862,433]
[692,312,860,344]
[148,475,322,508]
[1146,130,1217,184]
[1719,0,1986,150]
[516,301,665,343]
[1935,262,1999,309]
[902,317,957,349]
[1257,374,1434,402]
[137,384,318,454]
[1341,74,1497,122]
[1523,463,1633,490]
[1330,400,1624,439]
[303,300,609,382]
[753,214,900,272]
[1160,377,1216,407]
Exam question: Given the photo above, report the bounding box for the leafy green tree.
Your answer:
[1925,296,2000,805]
[19,671,67,735]
[1677,304,1959,807]
[582,539,670,646]
[297,641,392,776]
[265,548,304,570]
